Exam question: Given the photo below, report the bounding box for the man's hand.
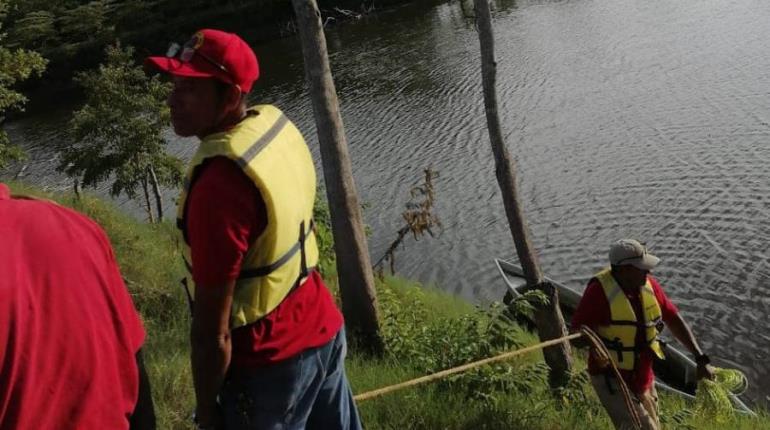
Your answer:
[697,363,716,381]
[590,347,611,370]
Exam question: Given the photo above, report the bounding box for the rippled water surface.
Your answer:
[6,0,770,403]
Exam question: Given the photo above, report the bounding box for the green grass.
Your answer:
[7,181,769,429]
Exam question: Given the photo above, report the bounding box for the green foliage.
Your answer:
[0,0,411,84]
[6,0,115,67]
[377,281,546,400]
[0,0,47,170]
[313,191,337,277]
[9,11,57,50]
[8,183,770,429]
[59,1,112,40]
[60,43,181,220]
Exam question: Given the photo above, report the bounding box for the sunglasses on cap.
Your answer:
[166,40,241,91]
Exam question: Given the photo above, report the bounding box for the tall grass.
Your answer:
[7,182,768,429]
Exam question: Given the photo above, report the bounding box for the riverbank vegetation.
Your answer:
[61,43,182,223]
[2,0,427,89]
[6,181,767,429]
[0,0,47,169]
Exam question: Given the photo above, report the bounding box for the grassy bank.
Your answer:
[7,182,768,429]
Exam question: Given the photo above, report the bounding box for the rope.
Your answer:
[354,327,642,430]
[353,332,582,402]
[580,327,642,430]
[696,367,749,421]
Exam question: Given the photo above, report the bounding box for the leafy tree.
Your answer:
[6,0,114,77]
[0,0,47,170]
[60,43,182,223]
[3,0,289,81]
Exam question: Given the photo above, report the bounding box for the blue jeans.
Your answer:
[220,327,362,430]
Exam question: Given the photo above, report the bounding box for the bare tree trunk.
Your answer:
[73,178,81,200]
[473,0,573,388]
[291,0,384,354]
[148,164,163,222]
[141,176,155,224]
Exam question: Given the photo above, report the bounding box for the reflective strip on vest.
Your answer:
[177,105,320,329]
[594,268,665,370]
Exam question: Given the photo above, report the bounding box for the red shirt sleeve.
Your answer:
[648,276,679,323]
[571,278,611,331]
[187,157,267,286]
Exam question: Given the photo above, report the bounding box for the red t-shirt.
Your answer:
[186,157,343,367]
[571,273,679,394]
[0,184,145,429]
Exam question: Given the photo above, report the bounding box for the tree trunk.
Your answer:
[73,177,81,200]
[291,0,384,355]
[141,176,155,224]
[148,164,163,222]
[473,0,573,388]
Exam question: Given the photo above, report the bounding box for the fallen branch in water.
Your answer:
[374,168,442,277]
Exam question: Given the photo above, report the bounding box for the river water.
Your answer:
[5,0,770,404]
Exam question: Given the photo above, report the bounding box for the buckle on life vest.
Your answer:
[613,337,623,363]
[600,337,625,364]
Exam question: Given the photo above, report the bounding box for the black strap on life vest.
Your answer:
[180,219,316,317]
[608,318,660,329]
[601,337,630,364]
[237,219,315,280]
[298,220,309,280]
[599,332,664,366]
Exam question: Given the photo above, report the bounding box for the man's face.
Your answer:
[167,76,224,137]
[617,264,649,288]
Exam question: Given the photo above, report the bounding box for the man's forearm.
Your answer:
[191,330,231,423]
[190,279,236,426]
[666,313,705,356]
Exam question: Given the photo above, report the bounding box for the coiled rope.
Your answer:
[696,367,748,421]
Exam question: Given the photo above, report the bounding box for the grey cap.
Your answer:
[609,239,660,271]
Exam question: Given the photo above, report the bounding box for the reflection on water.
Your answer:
[5,0,770,404]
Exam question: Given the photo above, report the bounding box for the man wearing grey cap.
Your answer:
[572,239,714,430]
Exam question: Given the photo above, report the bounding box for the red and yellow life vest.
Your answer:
[177,105,319,329]
[595,268,665,370]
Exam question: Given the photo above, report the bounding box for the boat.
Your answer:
[494,258,755,415]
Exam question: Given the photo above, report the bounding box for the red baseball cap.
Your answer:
[144,29,259,93]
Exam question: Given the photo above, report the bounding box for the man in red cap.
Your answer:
[0,183,155,429]
[572,239,714,430]
[145,29,361,430]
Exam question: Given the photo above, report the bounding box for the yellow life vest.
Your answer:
[595,268,665,370]
[177,105,319,329]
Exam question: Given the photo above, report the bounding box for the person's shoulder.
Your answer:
[580,276,609,303]
[585,277,602,292]
[52,202,112,246]
[647,275,664,291]
[14,194,100,230]
[195,156,252,191]
[198,156,244,179]
[9,196,113,251]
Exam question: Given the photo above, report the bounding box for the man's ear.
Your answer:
[224,85,244,110]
